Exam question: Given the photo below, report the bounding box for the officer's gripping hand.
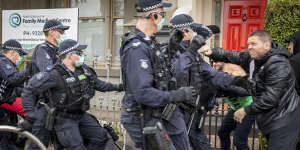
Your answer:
[118,83,124,92]
[169,29,184,45]
[232,76,255,94]
[19,119,33,131]
[19,112,35,131]
[169,29,185,56]
[187,35,206,54]
[170,87,197,103]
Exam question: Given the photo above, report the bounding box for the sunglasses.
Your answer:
[54,29,64,34]
[71,51,83,56]
[151,11,167,18]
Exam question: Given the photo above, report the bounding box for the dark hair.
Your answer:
[44,31,49,36]
[248,30,272,42]
[2,50,11,54]
[59,54,67,60]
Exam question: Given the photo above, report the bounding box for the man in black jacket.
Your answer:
[286,30,300,89]
[201,30,300,150]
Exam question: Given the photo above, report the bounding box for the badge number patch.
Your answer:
[140,59,149,69]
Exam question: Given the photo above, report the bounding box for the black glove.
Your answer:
[169,29,184,57]
[169,29,184,45]
[170,87,197,103]
[232,76,255,92]
[187,35,206,53]
[118,84,124,92]
[19,119,33,131]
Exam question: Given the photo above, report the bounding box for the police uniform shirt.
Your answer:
[0,53,29,86]
[121,28,173,108]
[32,40,59,72]
[21,63,119,113]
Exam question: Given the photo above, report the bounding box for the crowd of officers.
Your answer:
[1,0,300,150]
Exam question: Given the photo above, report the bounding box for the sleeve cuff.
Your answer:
[244,105,252,115]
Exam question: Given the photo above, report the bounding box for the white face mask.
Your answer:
[15,56,23,66]
[193,32,197,37]
[75,55,85,67]
[56,34,67,46]
[157,18,165,32]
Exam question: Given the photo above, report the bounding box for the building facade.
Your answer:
[0,0,267,76]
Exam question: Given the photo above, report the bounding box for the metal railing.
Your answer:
[88,91,261,150]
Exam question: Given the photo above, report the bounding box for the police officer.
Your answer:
[22,39,123,150]
[119,0,199,150]
[21,19,70,150]
[169,14,242,150]
[30,19,69,74]
[0,39,29,149]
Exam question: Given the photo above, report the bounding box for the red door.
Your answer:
[222,0,267,51]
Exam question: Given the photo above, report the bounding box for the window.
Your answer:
[112,0,136,64]
[71,0,107,64]
[214,0,222,48]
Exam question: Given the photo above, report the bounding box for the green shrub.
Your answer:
[264,0,300,47]
[17,56,31,71]
[261,0,300,149]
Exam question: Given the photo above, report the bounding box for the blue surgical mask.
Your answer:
[16,56,23,66]
[193,32,197,37]
[157,18,165,32]
[57,34,67,46]
[75,55,85,67]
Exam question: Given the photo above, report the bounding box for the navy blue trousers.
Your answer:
[218,109,255,150]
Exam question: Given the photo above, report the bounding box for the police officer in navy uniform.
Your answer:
[0,39,29,149]
[22,19,70,150]
[30,19,69,74]
[22,39,122,150]
[0,39,29,106]
[119,0,199,150]
[169,14,247,150]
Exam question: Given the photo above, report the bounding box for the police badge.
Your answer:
[6,64,12,69]
[140,59,149,69]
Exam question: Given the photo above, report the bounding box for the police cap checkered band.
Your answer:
[136,0,172,12]
[43,25,64,32]
[2,39,28,55]
[43,19,70,32]
[170,22,193,28]
[57,39,87,56]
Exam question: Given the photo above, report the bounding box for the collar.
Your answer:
[133,28,152,45]
[45,40,59,52]
[181,40,191,48]
[60,63,75,77]
[0,53,16,67]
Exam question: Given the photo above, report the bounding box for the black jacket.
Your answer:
[290,31,300,91]
[210,42,300,135]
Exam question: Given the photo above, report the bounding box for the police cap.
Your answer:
[43,19,70,32]
[170,14,194,29]
[135,0,172,12]
[190,23,220,40]
[57,39,87,56]
[1,39,28,55]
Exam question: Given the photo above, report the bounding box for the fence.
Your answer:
[89,82,262,150]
